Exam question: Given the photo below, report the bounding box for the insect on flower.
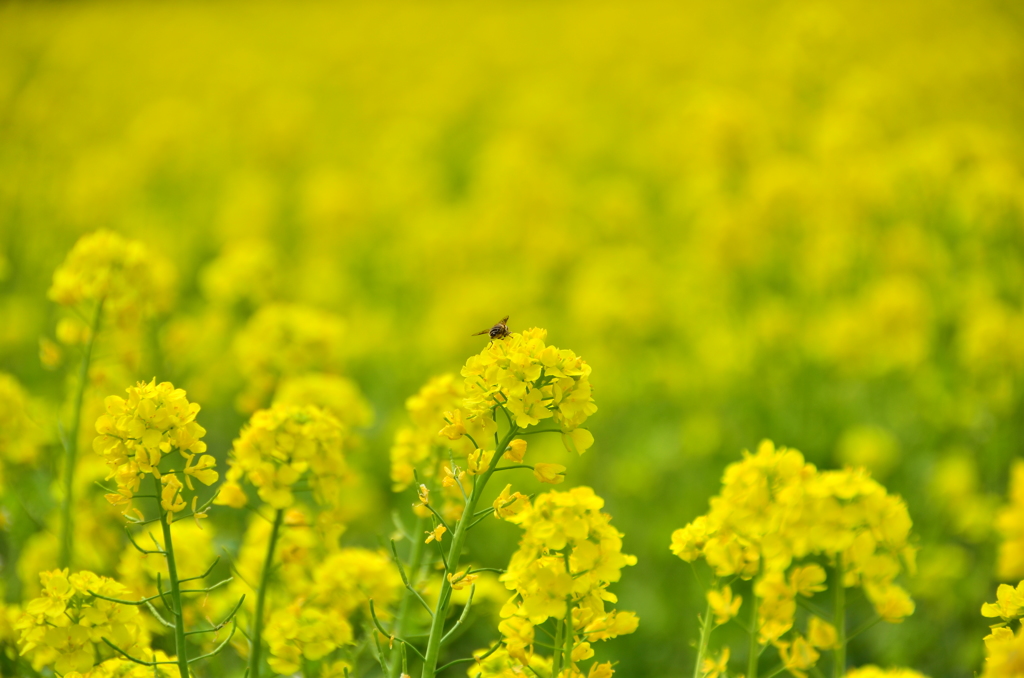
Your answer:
[471,315,510,340]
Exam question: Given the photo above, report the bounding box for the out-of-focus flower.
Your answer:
[233,304,347,412]
[48,230,175,327]
[16,570,146,675]
[214,404,344,510]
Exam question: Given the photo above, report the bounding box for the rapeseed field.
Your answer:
[0,1,1022,677]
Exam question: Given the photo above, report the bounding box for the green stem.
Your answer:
[249,508,285,678]
[748,584,760,678]
[419,427,518,678]
[562,595,574,674]
[389,515,427,678]
[153,475,189,678]
[58,298,103,568]
[552,617,564,676]
[833,555,846,678]
[693,600,714,678]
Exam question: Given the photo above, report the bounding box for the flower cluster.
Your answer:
[444,328,597,455]
[671,441,916,674]
[198,238,280,308]
[488,487,638,676]
[48,230,174,327]
[215,404,345,510]
[233,303,347,412]
[92,380,216,519]
[263,548,401,674]
[980,581,1024,678]
[16,569,146,675]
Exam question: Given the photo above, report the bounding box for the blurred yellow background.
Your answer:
[1,1,1023,675]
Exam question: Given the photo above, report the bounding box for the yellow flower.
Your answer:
[790,564,827,597]
[218,404,345,510]
[808,617,839,649]
[439,409,467,440]
[533,462,566,484]
[467,448,495,475]
[448,571,478,591]
[982,582,1024,620]
[17,570,146,674]
[777,636,820,678]
[707,585,742,625]
[701,647,730,678]
[183,453,219,489]
[425,525,447,544]
[48,230,174,326]
[504,438,528,463]
[493,484,530,519]
[160,474,187,514]
[92,380,210,519]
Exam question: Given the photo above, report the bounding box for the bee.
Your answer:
[471,315,510,340]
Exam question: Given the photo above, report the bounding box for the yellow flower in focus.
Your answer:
[533,462,566,484]
[426,525,447,544]
[493,484,530,519]
[160,474,186,514]
[92,380,210,518]
[504,438,528,463]
[459,327,597,447]
[448,571,478,591]
[440,409,467,440]
[984,583,1024,620]
[468,448,495,475]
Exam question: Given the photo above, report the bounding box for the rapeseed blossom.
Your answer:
[980,582,1024,678]
[263,548,401,673]
[92,380,215,519]
[672,441,916,674]
[451,328,596,455]
[488,487,638,676]
[16,569,146,675]
[233,304,347,412]
[48,230,174,328]
[215,403,345,510]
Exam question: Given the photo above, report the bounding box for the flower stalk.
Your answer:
[249,508,285,678]
[389,515,427,678]
[694,600,715,678]
[153,474,190,678]
[58,298,103,568]
[419,426,517,678]
[833,555,846,678]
